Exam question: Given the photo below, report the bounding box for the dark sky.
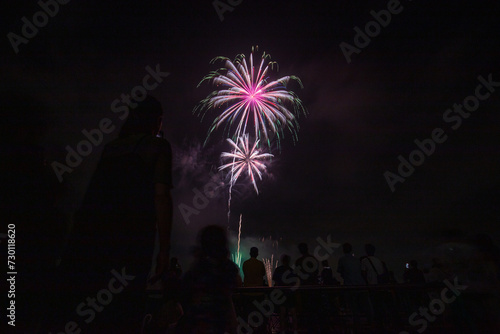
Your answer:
[3,0,500,278]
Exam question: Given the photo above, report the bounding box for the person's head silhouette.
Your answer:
[198,225,229,260]
[298,242,309,255]
[343,243,353,255]
[250,247,259,258]
[365,244,376,256]
[120,95,163,137]
[281,254,291,267]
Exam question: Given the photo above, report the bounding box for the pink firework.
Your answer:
[196,47,306,146]
[219,134,273,194]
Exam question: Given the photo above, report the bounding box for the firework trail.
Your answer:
[231,214,243,269]
[263,255,279,287]
[236,214,242,261]
[237,214,242,255]
[219,134,273,194]
[195,47,306,147]
[226,161,234,224]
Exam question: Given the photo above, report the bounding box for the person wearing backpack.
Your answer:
[360,244,393,332]
[360,244,388,285]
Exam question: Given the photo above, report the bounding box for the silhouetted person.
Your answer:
[240,247,266,332]
[295,242,319,285]
[295,242,320,333]
[337,243,365,285]
[321,259,339,286]
[404,260,425,284]
[178,225,242,334]
[402,259,428,317]
[426,257,448,283]
[319,259,339,333]
[337,243,373,326]
[360,244,386,285]
[360,244,392,330]
[58,95,173,333]
[273,254,298,334]
[242,247,266,287]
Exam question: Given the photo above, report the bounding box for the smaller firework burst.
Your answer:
[219,134,273,194]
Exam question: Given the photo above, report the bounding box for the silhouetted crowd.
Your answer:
[3,92,499,334]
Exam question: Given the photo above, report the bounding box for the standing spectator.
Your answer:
[57,95,173,333]
[242,247,266,333]
[403,260,428,314]
[360,244,386,285]
[273,254,299,334]
[320,259,339,333]
[337,243,373,326]
[404,260,426,284]
[337,243,366,285]
[295,242,319,285]
[321,259,340,286]
[360,244,392,330]
[242,247,266,287]
[426,258,448,283]
[295,242,320,333]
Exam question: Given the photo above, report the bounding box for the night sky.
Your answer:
[3,0,500,280]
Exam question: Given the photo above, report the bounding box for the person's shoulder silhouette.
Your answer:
[79,96,172,236]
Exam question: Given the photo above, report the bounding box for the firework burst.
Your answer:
[219,134,273,194]
[195,47,306,147]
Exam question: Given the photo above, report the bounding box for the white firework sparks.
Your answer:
[219,134,273,194]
